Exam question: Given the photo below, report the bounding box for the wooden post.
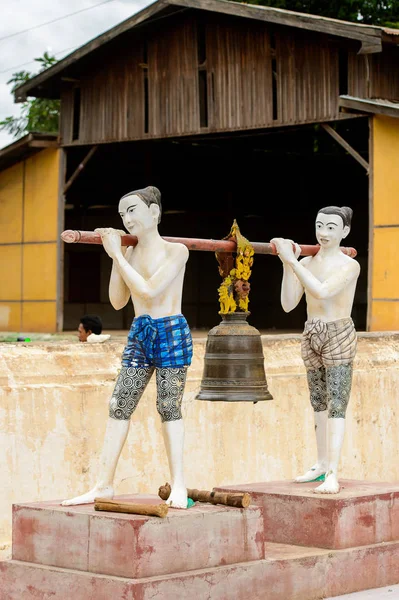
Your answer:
[56,148,67,332]
[367,116,374,331]
[321,123,369,173]
[63,146,98,194]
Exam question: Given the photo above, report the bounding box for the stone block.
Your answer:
[215,480,399,549]
[12,494,264,578]
[2,539,399,600]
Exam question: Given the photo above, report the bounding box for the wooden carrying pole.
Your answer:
[94,498,168,518]
[158,483,251,508]
[61,229,357,258]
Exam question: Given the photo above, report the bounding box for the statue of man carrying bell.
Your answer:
[272,206,360,494]
[62,186,192,509]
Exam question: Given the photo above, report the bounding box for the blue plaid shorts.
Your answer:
[121,314,193,368]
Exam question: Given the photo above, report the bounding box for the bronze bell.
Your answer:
[196,311,273,403]
[196,220,273,403]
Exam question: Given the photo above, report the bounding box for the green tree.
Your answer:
[0,52,60,139]
[245,0,399,26]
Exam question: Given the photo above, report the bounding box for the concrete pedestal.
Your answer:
[215,479,399,549]
[1,481,398,600]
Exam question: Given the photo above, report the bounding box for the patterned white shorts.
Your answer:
[301,317,357,370]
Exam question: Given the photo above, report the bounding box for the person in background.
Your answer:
[78,314,110,343]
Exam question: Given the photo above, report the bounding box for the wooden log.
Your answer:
[94,498,168,518]
[158,483,251,508]
[61,229,358,258]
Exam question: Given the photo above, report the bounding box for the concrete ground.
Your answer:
[0,328,393,344]
[0,328,298,342]
[326,585,399,599]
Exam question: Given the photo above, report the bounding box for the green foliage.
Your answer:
[244,0,399,27]
[0,52,60,139]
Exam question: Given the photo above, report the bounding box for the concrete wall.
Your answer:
[0,148,60,332]
[0,334,399,557]
[370,115,399,330]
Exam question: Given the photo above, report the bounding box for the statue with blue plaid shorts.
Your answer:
[62,186,193,508]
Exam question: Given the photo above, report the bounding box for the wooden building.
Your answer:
[2,0,399,332]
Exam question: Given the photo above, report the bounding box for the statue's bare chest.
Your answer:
[306,257,345,283]
[129,248,167,279]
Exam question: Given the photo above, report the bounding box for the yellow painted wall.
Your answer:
[0,246,22,301]
[0,162,23,243]
[370,116,399,331]
[23,243,57,300]
[0,148,60,332]
[24,151,60,242]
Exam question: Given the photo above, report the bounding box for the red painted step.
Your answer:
[12,494,264,578]
[215,480,399,549]
[3,481,399,599]
[1,539,399,600]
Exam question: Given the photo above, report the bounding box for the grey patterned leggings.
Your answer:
[306,363,353,419]
[109,366,187,423]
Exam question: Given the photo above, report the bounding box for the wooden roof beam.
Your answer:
[14,0,172,102]
[169,0,383,54]
[0,133,59,173]
[63,146,98,194]
[321,123,369,172]
[339,95,399,119]
[14,0,386,102]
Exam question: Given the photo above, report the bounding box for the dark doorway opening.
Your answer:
[63,117,369,332]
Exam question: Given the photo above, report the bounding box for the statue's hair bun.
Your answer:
[318,205,353,228]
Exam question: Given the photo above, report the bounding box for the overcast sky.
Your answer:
[0,0,152,149]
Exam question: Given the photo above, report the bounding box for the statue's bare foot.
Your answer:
[295,464,326,483]
[165,484,188,509]
[314,472,340,494]
[61,485,114,506]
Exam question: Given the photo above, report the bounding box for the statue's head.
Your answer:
[118,186,162,236]
[315,206,352,248]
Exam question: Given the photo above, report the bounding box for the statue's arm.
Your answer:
[114,244,189,299]
[280,259,307,312]
[287,259,360,299]
[109,246,132,310]
[271,237,304,312]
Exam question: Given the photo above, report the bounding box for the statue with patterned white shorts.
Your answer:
[62,186,192,508]
[271,206,360,494]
